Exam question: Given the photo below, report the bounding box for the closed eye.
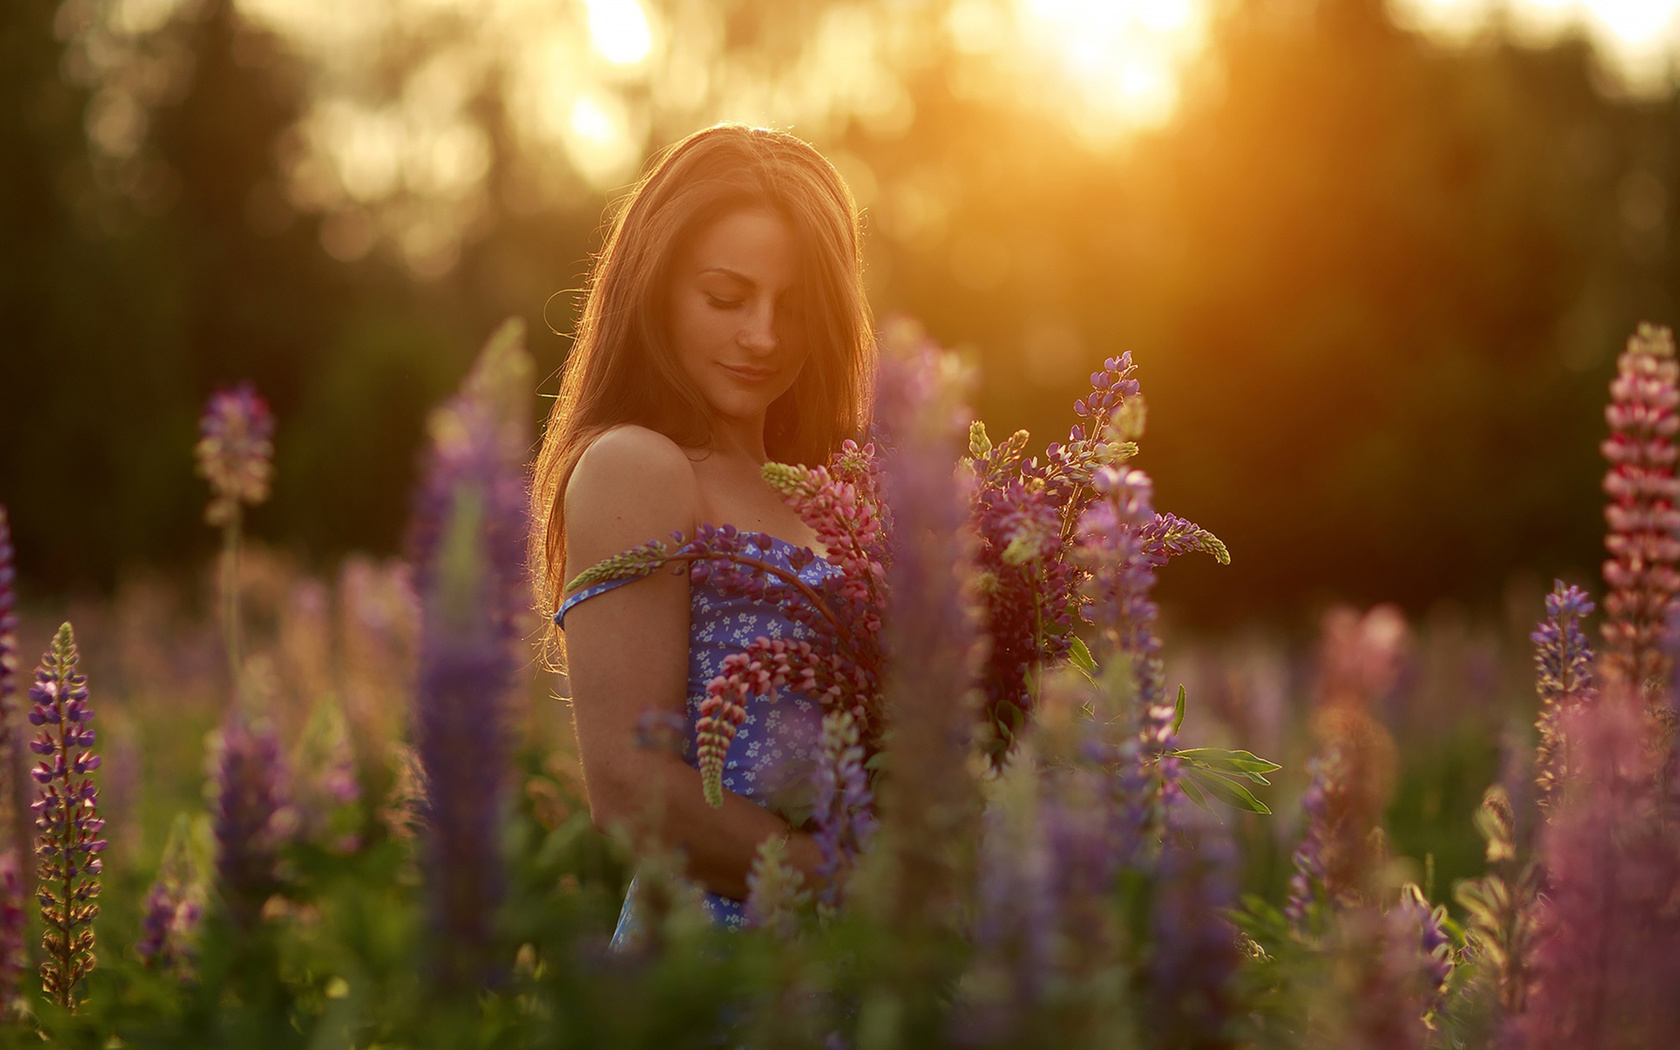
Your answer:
[705,294,741,309]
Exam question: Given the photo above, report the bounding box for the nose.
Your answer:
[737,300,778,356]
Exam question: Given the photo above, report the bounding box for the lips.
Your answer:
[720,363,776,382]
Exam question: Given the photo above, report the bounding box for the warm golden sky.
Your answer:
[90,0,1680,274]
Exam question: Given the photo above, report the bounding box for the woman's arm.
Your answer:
[560,425,821,900]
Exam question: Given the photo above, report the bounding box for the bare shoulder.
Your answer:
[564,426,699,576]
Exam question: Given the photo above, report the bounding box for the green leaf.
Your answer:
[1178,774,1211,813]
[1173,684,1186,734]
[1174,747,1281,784]
[1069,636,1097,678]
[1182,766,1272,814]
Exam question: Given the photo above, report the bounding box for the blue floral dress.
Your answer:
[555,534,840,946]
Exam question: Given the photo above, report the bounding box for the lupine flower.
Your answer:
[1532,582,1597,809]
[955,765,1058,1046]
[872,330,985,940]
[1285,751,1334,929]
[195,382,275,528]
[1396,883,1454,1025]
[1287,606,1405,931]
[0,507,21,876]
[136,815,203,979]
[0,851,24,1016]
[1454,783,1540,1018]
[1074,465,1180,816]
[810,709,876,910]
[744,835,809,939]
[1520,693,1680,1047]
[0,505,17,766]
[1600,323,1680,693]
[1324,903,1433,1050]
[1149,798,1241,1049]
[209,712,291,928]
[408,320,532,986]
[29,622,104,1010]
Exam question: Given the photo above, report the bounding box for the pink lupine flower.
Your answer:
[1600,323,1680,692]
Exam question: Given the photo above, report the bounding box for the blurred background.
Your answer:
[4,0,1679,629]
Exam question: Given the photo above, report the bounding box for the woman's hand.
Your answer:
[561,424,806,900]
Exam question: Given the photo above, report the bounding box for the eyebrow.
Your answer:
[698,267,754,285]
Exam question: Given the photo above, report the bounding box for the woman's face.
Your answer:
[666,206,808,430]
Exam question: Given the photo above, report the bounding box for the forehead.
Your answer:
[679,206,800,290]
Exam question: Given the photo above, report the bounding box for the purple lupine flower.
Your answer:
[29,622,104,1010]
[1600,323,1680,692]
[0,507,23,899]
[954,775,1058,1047]
[209,712,291,928]
[873,323,983,934]
[810,709,876,911]
[1519,694,1680,1048]
[408,321,532,987]
[1285,752,1333,930]
[0,505,17,768]
[0,850,24,1015]
[195,383,275,527]
[1149,797,1241,1048]
[1397,883,1455,1025]
[1532,582,1598,810]
[1074,465,1179,807]
[137,816,203,978]
[970,475,1077,765]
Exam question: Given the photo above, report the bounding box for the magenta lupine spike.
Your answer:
[1520,695,1680,1047]
[409,321,532,987]
[195,382,275,528]
[28,622,104,1010]
[209,712,291,928]
[1600,323,1680,692]
[697,638,820,807]
[1532,582,1598,809]
[0,851,23,1013]
[810,708,876,910]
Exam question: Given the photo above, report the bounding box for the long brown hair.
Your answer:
[530,124,875,662]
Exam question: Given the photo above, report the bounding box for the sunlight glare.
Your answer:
[1015,0,1206,132]
[584,0,653,66]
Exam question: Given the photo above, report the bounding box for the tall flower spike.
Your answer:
[1600,323,1680,694]
[1532,582,1597,809]
[196,383,276,703]
[209,712,291,929]
[0,851,23,1016]
[409,320,532,988]
[872,325,985,995]
[1520,696,1680,1047]
[1075,465,1180,803]
[0,507,23,862]
[29,623,103,1010]
[136,814,204,979]
[195,383,275,528]
[810,708,877,911]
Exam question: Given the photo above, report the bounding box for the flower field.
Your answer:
[0,317,1676,1049]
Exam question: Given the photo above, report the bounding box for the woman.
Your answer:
[529,124,875,939]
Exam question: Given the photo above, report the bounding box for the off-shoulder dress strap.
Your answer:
[553,577,640,628]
